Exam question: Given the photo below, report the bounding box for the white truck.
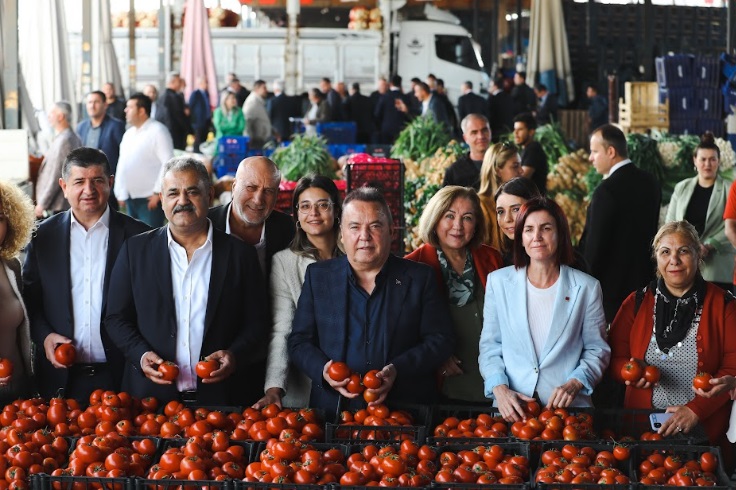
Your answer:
[111,4,487,103]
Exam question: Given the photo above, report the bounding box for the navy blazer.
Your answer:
[104,226,267,403]
[189,89,211,130]
[76,116,125,174]
[22,209,151,397]
[374,91,409,143]
[287,255,455,413]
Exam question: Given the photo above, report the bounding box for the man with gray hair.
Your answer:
[267,79,293,143]
[35,101,83,218]
[160,72,190,150]
[442,114,491,190]
[105,157,267,403]
[243,80,272,149]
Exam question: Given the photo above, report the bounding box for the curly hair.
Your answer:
[0,181,36,261]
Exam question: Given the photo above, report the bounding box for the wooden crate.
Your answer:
[619,82,669,132]
[558,109,589,148]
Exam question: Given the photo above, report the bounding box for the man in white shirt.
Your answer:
[115,93,174,227]
[105,157,267,404]
[23,147,151,400]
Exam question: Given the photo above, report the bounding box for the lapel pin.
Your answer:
[565,297,570,301]
[395,279,402,286]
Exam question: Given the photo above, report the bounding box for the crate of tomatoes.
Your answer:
[428,442,532,489]
[535,442,636,489]
[594,408,708,445]
[326,402,430,444]
[633,444,730,488]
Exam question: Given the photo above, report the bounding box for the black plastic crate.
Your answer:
[326,403,430,444]
[239,482,325,490]
[632,444,730,488]
[535,441,636,489]
[158,438,257,463]
[593,408,707,445]
[429,442,531,488]
[31,473,135,490]
[135,477,234,490]
[695,87,722,119]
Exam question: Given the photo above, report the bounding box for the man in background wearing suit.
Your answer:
[320,78,345,122]
[579,125,661,322]
[188,76,212,154]
[457,81,486,122]
[487,78,515,141]
[76,91,125,210]
[288,188,455,414]
[144,85,168,125]
[23,147,151,401]
[374,75,409,144]
[343,83,375,144]
[105,158,267,404]
[534,84,558,126]
[160,72,190,150]
[208,156,294,404]
[267,79,293,143]
[396,82,452,134]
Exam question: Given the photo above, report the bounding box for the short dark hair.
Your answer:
[437,79,445,88]
[512,196,575,268]
[253,79,266,89]
[427,74,437,81]
[290,174,343,261]
[534,84,547,92]
[321,77,332,85]
[391,75,402,87]
[342,187,392,226]
[516,71,527,80]
[87,90,106,101]
[310,88,324,101]
[585,83,599,93]
[351,82,360,93]
[410,77,421,85]
[128,93,152,117]
[592,124,628,159]
[416,82,431,95]
[62,147,111,180]
[513,112,537,130]
[464,81,473,90]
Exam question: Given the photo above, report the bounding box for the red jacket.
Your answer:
[404,244,503,292]
[608,282,736,444]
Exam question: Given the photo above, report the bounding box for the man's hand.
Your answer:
[322,361,359,399]
[366,364,397,406]
[140,351,171,384]
[546,379,584,409]
[43,333,72,369]
[253,387,284,409]
[394,98,408,113]
[202,350,236,383]
[147,194,160,211]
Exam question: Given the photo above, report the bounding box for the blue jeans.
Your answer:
[126,197,165,228]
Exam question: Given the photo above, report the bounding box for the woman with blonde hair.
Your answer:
[0,180,35,403]
[212,91,246,144]
[478,142,523,249]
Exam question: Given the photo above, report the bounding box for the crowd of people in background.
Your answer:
[4,67,736,472]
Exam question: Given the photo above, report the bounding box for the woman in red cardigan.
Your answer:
[609,221,736,449]
[405,186,503,402]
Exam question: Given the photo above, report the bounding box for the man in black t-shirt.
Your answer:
[513,113,548,194]
[442,114,491,190]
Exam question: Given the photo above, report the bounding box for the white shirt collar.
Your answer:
[225,202,266,246]
[167,219,214,250]
[70,205,111,231]
[606,159,631,178]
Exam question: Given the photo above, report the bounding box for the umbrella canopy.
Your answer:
[526,0,574,106]
[90,0,124,96]
[18,0,77,123]
[180,0,219,107]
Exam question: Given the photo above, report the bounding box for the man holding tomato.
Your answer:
[105,157,267,404]
[288,187,455,413]
[23,147,151,400]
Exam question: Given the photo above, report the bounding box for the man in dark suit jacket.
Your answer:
[23,147,150,401]
[534,84,558,126]
[343,83,375,144]
[374,76,410,144]
[397,82,452,135]
[144,84,168,125]
[160,72,190,150]
[457,81,486,122]
[76,91,125,210]
[320,78,345,122]
[208,156,295,404]
[510,72,537,116]
[579,125,661,322]
[105,157,267,403]
[487,78,515,141]
[267,80,294,143]
[188,77,212,154]
[288,188,454,414]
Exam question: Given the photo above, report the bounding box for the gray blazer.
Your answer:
[665,175,735,284]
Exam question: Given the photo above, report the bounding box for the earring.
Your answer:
[296,221,302,230]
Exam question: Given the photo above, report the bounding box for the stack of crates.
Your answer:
[317,122,357,144]
[618,82,669,134]
[212,136,249,178]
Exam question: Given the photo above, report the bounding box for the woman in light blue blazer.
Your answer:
[665,132,734,292]
[479,197,610,421]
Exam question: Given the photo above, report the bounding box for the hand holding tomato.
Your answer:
[322,361,359,399]
[364,364,397,406]
[43,333,73,369]
[140,351,171,384]
[0,358,13,385]
[157,361,179,382]
[693,374,736,398]
[252,387,284,410]
[620,358,656,389]
[198,350,234,382]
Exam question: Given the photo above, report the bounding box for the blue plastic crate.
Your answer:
[212,154,241,178]
[663,54,695,88]
[694,55,719,87]
[328,144,366,159]
[217,136,249,155]
[695,87,722,119]
[655,57,667,87]
[668,87,696,118]
[669,117,697,136]
[316,122,357,144]
[698,118,725,137]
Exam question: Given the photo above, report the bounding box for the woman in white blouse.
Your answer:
[254,174,343,408]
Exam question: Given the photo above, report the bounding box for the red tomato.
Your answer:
[195,359,218,379]
[693,372,713,391]
[700,452,718,473]
[362,370,382,390]
[345,373,364,394]
[643,365,661,384]
[327,362,352,382]
[0,359,13,378]
[363,390,380,404]
[157,362,179,382]
[620,360,643,382]
[54,344,77,367]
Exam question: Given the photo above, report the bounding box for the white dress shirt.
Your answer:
[114,118,174,200]
[606,158,631,178]
[167,222,213,392]
[70,207,110,363]
[225,203,267,273]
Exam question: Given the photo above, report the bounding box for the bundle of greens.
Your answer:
[392,117,453,162]
[270,135,335,182]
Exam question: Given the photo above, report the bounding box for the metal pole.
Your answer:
[128,0,137,92]
[490,0,499,76]
[158,0,167,89]
[515,0,522,60]
[285,0,300,94]
[81,0,92,98]
[1,0,20,129]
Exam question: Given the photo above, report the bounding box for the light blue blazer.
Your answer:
[479,265,610,406]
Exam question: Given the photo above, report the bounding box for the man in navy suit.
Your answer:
[188,76,212,154]
[534,84,558,126]
[374,75,410,144]
[457,81,486,122]
[76,91,125,210]
[105,157,267,404]
[23,147,151,401]
[288,188,454,413]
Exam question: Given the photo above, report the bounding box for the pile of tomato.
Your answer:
[332,404,418,441]
[637,450,720,486]
[535,444,631,485]
[327,362,385,404]
[147,435,250,481]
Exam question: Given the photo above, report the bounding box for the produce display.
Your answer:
[536,443,631,485]
[635,447,722,486]
[271,134,336,182]
[331,405,422,442]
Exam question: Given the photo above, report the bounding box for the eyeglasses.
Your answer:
[297,200,333,214]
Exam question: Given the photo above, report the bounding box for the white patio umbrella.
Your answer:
[180,0,219,107]
[526,0,574,106]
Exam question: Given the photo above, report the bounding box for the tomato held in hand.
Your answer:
[693,372,713,391]
[54,344,77,367]
[327,362,352,382]
[362,370,382,390]
[345,373,364,394]
[0,358,13,378]
[195,359,219,379]
[158,362,179,381]
[643,365,660,384]
[620,361,643,382]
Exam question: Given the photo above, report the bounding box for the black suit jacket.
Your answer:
[511,84,536,115]
[104,227,267,402]
[160,89,190,150]
[287,255,455,413]
[22,210,151,398]
[579,163,661,321]
[536,94,558,125]
[457,92,487,121]
[487,91,515,138]
[374,91,409,144]
[267,93,296,142]
[343,93,375,144]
